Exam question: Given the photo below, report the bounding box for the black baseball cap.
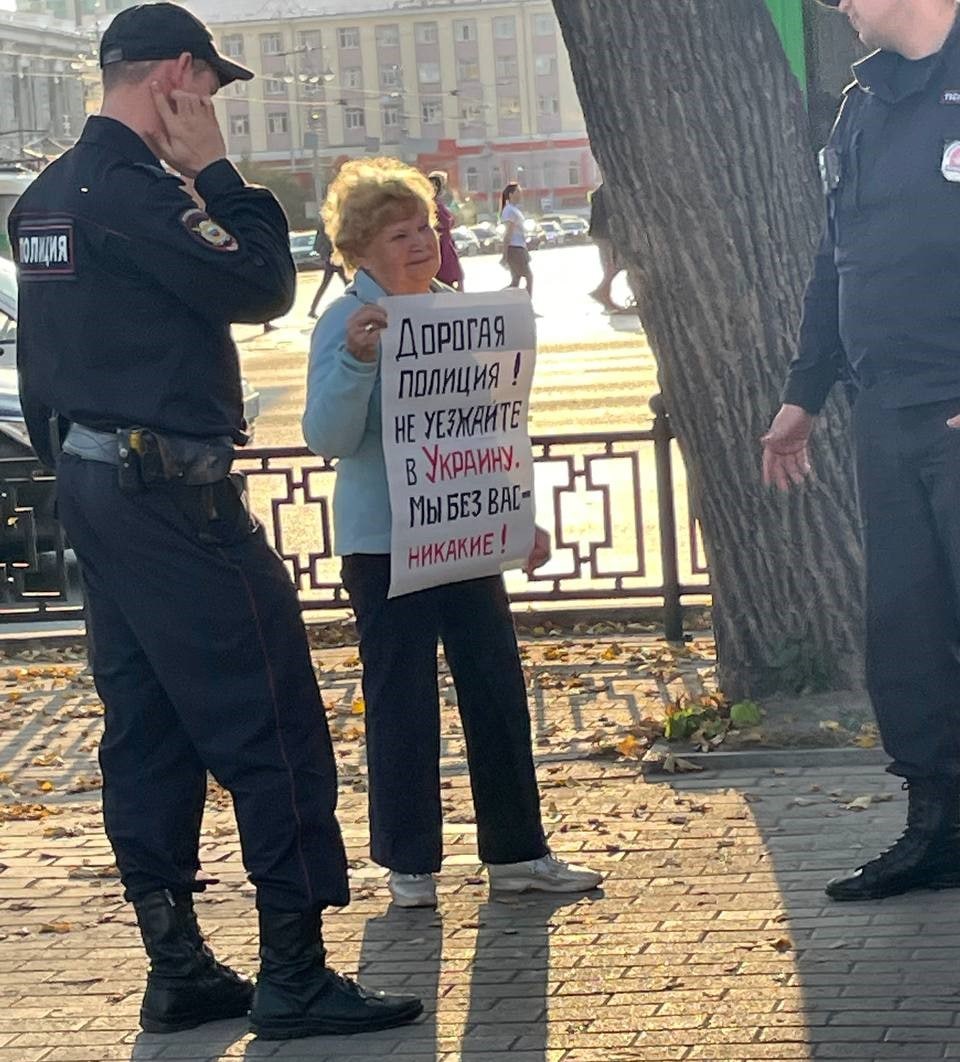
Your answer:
[99,2,254,86]
[815,0,841,7]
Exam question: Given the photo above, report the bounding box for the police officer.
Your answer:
[8,2,421,1040]
[763,0,960,902]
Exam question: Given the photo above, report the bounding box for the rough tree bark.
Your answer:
[553,0,864,700]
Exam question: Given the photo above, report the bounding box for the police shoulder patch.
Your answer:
[180,208,239,252]
[15,217,76,280]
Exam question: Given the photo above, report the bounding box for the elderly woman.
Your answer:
[303,158,601,908]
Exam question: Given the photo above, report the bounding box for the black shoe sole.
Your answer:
[250,1000,424,1040]
[139,1001,252,1034]
[826,870,960,902]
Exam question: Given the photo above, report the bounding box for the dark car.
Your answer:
[289,230,323,271]
[469,223,499,254]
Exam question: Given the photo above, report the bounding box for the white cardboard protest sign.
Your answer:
[379,290,537,598]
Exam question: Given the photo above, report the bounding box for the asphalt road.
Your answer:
[234,243,659,448]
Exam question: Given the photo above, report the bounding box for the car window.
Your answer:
[0,308,16,357]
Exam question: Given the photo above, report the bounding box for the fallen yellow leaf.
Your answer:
[616,734,642,759]
[37,780,54,793]
[351,697,365,715]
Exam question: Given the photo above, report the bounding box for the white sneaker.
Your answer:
[486,853,602,895]
[388,872,437,908]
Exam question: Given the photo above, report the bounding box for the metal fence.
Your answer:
[0,401,711,637]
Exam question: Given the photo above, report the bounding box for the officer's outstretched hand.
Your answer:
[345,305,388,363]
[761,404,814,491]
[150,83,227,179]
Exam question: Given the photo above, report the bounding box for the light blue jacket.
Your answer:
[303,270,448,555]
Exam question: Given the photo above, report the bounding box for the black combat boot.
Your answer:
[826,778,960,901]
[249,907,423,1039]
[134,890,254,1033]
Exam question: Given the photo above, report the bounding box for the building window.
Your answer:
[302,79,322,96]
[417,61,440,84]
[344,107,365,129]
[495,57,519,80]
[264,78,286,96]
[380,64,401,88]
[415,22,438,44]
[457,58,479,82]
[343,67,362,89]
[231,81,248,97]
[229,113,249,136]
[260,33,282,55]
[453,20,476,42]
[568,161,581,185]
[267,111,288,134]
[533,13,556,35]
[465,166,480,193]
[298,29,321,51]
[458,101,483,123]
[493,16,515,39]
[382,105,401,127]
[376,24,399,46]
[420,99,442,124]
[222,34,243,58]
[498,96,521,119]
[537,96,559,115]
[337,27,360,49]
[535,55,557,77]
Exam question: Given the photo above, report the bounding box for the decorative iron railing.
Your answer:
[0,401,710,637]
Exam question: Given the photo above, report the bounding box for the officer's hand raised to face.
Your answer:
[149,83,227,179]
[761,404,814,491]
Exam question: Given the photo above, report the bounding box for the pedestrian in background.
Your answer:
[500,181,534,297]
[763,0,960,903]
[303,157,602,910]
[307,223,347,318]
[588,183,628,313]
[429,169,464,290]
[8,3,421,1041]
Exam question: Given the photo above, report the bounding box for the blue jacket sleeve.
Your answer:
[302,294,379,458]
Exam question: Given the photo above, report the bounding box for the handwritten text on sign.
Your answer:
[379,290,537,597]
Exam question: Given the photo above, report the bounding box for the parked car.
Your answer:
[469,223,499,254]
[559,216,590,243]
[538,220,565,248]
[451,226,481,257]
[289,230,323,271]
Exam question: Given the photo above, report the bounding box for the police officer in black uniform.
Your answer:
[763,0,960,902]
[8,2,421,1039]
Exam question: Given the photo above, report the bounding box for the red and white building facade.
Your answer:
[197,0,597,216]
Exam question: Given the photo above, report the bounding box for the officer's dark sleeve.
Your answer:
[102,159,295,324]
[781,221,842,415]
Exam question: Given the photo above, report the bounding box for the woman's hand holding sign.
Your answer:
[524,525,551,576]
[346,305,388,363]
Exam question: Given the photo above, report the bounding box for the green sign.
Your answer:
[764,0,808,89]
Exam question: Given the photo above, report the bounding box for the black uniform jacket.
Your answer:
[8,116,295,466]
[784,14,960,413]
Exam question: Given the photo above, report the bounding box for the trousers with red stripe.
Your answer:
[56,453,349,912]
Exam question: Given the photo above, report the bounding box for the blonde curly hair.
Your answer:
[321,157,438,270]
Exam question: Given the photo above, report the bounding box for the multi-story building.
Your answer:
[187,0,598,216]
[0,9,94,164]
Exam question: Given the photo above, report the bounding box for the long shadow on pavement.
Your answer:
[657,760,960,1062]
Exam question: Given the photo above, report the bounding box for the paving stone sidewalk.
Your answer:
[0,636,956,1062]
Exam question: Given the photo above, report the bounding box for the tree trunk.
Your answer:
[553,0,864,700]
